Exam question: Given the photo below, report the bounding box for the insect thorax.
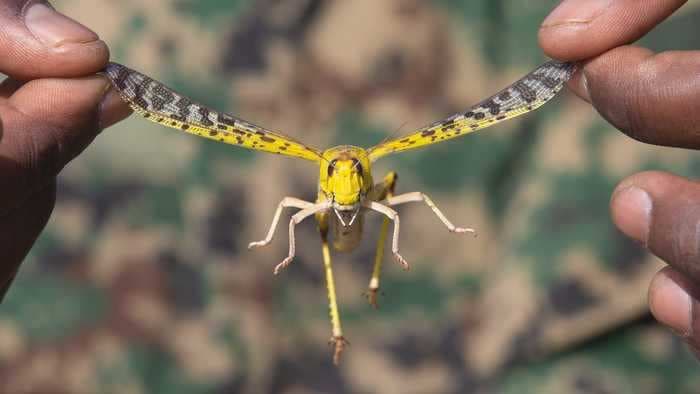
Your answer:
[319,146,373,206]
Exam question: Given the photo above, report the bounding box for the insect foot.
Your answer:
[273,257,293,275]
[247,240,269,249]
[393,253,410,271]
[452,227,478,237]
[364,288,381,309]
[329,336,349,366]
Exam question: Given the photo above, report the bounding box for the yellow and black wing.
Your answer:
[367,60,576,162]
[104,63,322,163]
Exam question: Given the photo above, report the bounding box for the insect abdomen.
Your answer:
[332,214,364,252]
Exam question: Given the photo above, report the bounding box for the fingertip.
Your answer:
[0,2,110,79]
[649,267,692,337]
[9,74,112,128]
[609,171,678,242]
[539,0,686,61]
[539,0,612,61]
[562,67,590,102]
[613,171,700,283]
[98,85,132,130]
[24,3,98,48]
[610,183,652,245]
[538,23,596,62]
[7,39,111,80]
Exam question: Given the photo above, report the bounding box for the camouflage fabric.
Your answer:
[2,0,700,393]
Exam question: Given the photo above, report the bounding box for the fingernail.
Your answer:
[25,3,99,48]
[611,186,652,245]
[542,0,611,28]
[649,272,691,337]
[566,67,591,103]
[578,70,591,102]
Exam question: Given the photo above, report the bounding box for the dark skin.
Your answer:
[1,0,699,356]
[540,0,700,355]
[0,0,130,295]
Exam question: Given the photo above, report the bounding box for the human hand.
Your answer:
[0,0,130,299]
[539,0,700,354]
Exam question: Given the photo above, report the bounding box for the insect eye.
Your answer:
[351,158,363,175]
[327,159,337,177]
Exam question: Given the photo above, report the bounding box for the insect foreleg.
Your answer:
[363,201,409,270]
[386,192,477,235]
[273,201,331,275]
[248,197,315,250]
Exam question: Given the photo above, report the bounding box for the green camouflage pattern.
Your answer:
[2,0,700,392]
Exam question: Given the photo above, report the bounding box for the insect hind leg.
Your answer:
[318,213,348,365]
[365,171,397,308]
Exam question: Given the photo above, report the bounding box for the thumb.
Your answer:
[0,0,108,79]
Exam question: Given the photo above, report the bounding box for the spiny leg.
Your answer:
[320,231,348,365]
[363,201,408,270]
[386,192,477,236]
[248,197,315,249]
[366,171,397,308]
[273,201,330,275]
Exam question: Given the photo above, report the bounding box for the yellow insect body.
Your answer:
[317,146,373,253]
[104,60,576,365]
[319,146,372,206]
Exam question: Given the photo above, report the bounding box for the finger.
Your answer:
[610,171,700,281]
[539,0,687,60]
[9,74,130,130]
[0,0,109,79]
[96,81,133,130]
[569,46,700,149]
[0,180,55,302]
[0,76,130,211]
[648,266,700,357]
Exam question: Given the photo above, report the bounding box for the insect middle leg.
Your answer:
[363,200,409,270]
[317,210,348,365]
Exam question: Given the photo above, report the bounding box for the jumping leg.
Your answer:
[317,210,348,365]
[366,171,397,308]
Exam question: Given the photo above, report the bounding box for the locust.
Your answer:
[104,60,576,365]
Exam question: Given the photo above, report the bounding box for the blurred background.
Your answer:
[2,0,700,393]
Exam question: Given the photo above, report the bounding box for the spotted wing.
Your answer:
[367,60,576,162]
[104,63,322,163]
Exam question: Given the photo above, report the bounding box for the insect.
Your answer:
[104,60,575,365]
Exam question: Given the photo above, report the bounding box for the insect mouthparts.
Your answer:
[333,208,347,226]
[333,207,360,227]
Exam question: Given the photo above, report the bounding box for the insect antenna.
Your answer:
[376,121,409,146]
